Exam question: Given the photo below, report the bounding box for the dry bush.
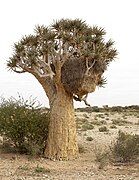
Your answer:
[112,119,132,126]
[78,144,86,153]
[112,131,139,163]
[86,136,93,141]
[110,125,117,129]
[82,123,94,131]
[99,126,108,132]
[94,146,110,169]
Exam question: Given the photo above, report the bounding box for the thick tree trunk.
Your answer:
[44,88,78,160]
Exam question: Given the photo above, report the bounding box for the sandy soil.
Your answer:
[0,110,139,180]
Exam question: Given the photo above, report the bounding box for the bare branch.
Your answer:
[17,62,34,74]
[36,55,55,79]
[85,59,96,75]
[16,54,55,79]
[11,68,26,73]
[82,94,90,106]
[73,94,90,106]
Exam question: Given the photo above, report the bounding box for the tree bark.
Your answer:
[44,88,78,160]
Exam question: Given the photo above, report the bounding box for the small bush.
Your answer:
[76,117,88,124]
[76,107,94,113]
[0,97,49,155]
[96,114,104,118]
[110,125,117,129]
[34,165,50,173]
[112,131,139,163]
[82,123,94,131]
[135,120,139,125]
[0,140,17,153]
[95,146,110,169]
[110,106,123,112]
[18,165,29,171]
[99,126,108,132]
[91,119,107,126]
[92,106,100,112]
[86,136,93,141]
[100,120,107,125]
[83,113,89,118]
[76,118,89,130]
[91,121,101,126]
[112,119,132,126]
[104,113,109,116]
[78,144,86,153]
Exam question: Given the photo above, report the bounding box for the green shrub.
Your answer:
[34,165,50,173]
[82,123,94,131]
[0,97,49,155]
[99,126,108,132]
[18,165,29,171]
[112,131,139,163]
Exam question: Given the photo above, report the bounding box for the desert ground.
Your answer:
[0,107,139,180]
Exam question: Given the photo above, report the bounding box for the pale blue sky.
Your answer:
[0,0,139,107]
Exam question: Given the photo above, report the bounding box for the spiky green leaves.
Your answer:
[52,19,87,32]
[97,77,107,88]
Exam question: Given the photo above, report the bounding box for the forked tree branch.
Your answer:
[12,60,56,101]
[85,59,96,75]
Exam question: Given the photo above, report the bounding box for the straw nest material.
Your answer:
[61,58,105,96]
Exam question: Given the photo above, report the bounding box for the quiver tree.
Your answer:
[7,19,117,160]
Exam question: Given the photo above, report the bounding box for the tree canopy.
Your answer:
[7,19,117,100]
